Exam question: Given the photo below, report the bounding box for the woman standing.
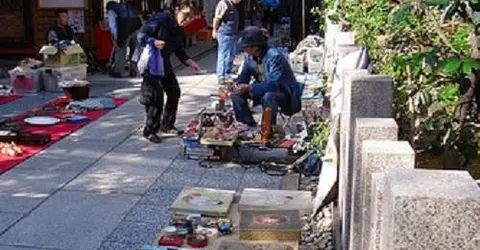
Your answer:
[134,4,201,143]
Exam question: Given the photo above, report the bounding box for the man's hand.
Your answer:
[212,31,217,39]
[186,59,201,72]
[234,84,250,95]
[154,40,166,50]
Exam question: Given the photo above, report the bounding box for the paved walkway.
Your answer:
[0,42,216,120]
[0,51,283,250]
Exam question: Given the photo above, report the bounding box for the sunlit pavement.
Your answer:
[0,50,283,250]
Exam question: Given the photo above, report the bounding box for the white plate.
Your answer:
[24,116,60,126]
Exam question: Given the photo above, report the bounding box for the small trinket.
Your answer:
[176,227,189,237]
[162,226,177,236]
[186,233,208,248]
[158,235,183,247]
[216,218,233,235]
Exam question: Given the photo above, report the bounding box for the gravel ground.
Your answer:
[299,175,335,250]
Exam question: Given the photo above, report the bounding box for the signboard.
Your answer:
[38,0,87,9]
[68,9,84,33]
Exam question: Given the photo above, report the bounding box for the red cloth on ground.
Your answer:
[184,17,207,35]
[0,95,22,105]
[94,23,113,61]
[0,96,126,174]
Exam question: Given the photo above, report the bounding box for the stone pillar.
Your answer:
[339,74,393,250]
[348,120,401,250]
[358,140,415,250]
[381,169,480,250]
[369,172,386,250]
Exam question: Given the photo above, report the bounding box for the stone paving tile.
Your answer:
[0,196,45,215]
[0,245,68,250]
[197,174,242,190]
[139,187,184,206]
[201,166,246,178]
[168,159,206,175]
[0,168,78,213]
[122,204,170,224]
[0,213,22,234]
[98,221,160,250]
[64,158,168,195]
[238,173,283,191]
[0,191,139,250]
[146,170,201,189]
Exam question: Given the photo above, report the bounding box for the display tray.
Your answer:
[155,205,299,250]
[239,210,301,242]
[170,187,235,217]
[238,189,312,215]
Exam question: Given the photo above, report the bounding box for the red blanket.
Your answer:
[0,96,126,174]
[0,95,22,105]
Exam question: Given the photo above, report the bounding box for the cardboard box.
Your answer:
[39,44,83,68]
[239,210,301,241]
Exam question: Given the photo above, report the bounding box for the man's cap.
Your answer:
[238,26,268,46]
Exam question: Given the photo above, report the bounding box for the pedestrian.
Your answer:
[133,4,201,144]
[107,0,142,78]
[231,26,301,133]
[212,0,242,84]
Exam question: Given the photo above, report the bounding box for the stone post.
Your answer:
[339,74,393,250]
[381,169,480,250]
[369,172,386,250]
[348,120,401,250]
[358,140,415,250]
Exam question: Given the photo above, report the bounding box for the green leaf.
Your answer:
[438,84,459,102]
[461,58,480,74]
[440,57,462,74]
[421,0,451,6]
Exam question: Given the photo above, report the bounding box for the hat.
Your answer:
[238,26,268,47]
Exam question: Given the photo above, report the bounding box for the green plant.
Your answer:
[309,120,331,156]
[318,0,480,167]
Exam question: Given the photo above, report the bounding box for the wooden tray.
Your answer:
[155,205,298,250]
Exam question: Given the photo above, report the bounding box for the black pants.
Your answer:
[140,72,181,136]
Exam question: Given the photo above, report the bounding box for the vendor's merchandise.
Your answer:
[238,189,312,215]
[24,116,61,126]
[186,233,208,248]
[0,96,126,174]
[67,97,116,111]
[170,187,235,217]
[217,241,295,250]
[261,108,272,143]
[239,210,302,241]
[60,80,90,100]
[306,48,325,73]
[42,64,88,92]
[39,44,83,68]
[9,66,42,94]
[158,235,184,247]
[162,226,177,236]
[0,142,23,157]
[216,218,233,235]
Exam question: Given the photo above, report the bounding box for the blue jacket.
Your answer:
[237,47,301,115]
[133,13,190,75]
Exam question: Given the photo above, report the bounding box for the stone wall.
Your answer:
[322,19,480,250]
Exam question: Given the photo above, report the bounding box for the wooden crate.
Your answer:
[239,210,301,242]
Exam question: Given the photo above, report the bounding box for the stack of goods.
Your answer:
[288,35,324,74]
[147,187,236,249]
[237,188,312,243]
[8,58,44,94]
[39,41,88,94]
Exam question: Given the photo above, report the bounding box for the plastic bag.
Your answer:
[137,44,164,77]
